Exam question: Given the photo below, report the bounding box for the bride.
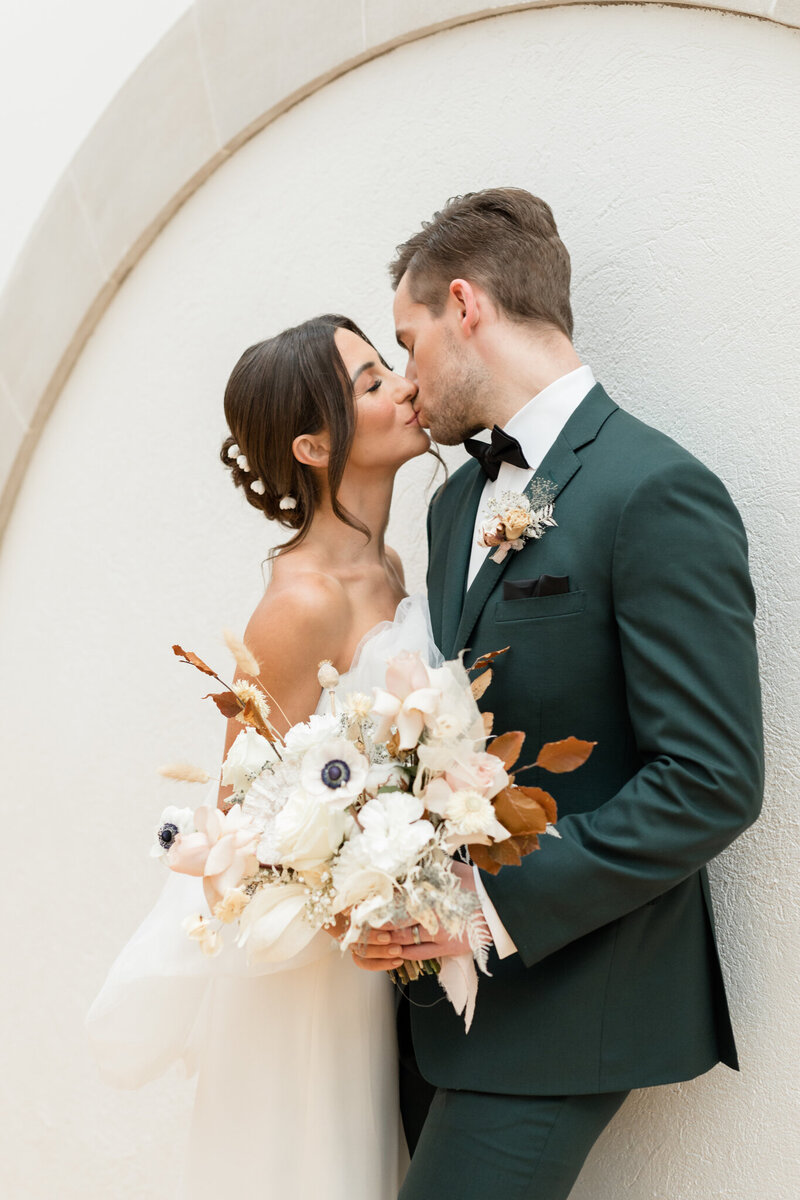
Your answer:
[87,314,439,1198]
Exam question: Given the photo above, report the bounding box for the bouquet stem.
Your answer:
[390,958,441,986]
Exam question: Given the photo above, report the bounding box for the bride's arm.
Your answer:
[217,574,351,808]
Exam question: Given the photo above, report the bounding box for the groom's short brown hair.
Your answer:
[389,187,573,340]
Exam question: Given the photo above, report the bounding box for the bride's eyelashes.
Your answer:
[364,366,395,394]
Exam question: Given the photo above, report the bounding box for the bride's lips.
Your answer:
[405,411,420,426]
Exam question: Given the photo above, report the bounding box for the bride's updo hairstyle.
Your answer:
[220,314,382,554]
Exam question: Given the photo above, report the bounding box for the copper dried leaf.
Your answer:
[470,669,493,701]
[486,730,525,771]
[385,729,402,759]
[482,711,494,737]
[468,842,503,875]
[493,786,550,836]
[535,737,596,774]
[513,833,541,857]
[469,646,510,673]
[516,785,558,825]
[204,690,242,719]
[487,839,523,868]
[172,644,218,678]
[238,696,272,736]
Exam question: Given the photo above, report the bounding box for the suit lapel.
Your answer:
[450,384,618,657]
[439,462,486,656]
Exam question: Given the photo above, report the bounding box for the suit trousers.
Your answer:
[398,1085,629,1200]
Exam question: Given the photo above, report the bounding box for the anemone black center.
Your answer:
[158,822,179,849]
[322,759,351,789]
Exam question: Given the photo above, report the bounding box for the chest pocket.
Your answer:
[494,589,587,622]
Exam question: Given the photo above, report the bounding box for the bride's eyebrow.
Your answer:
[350,361,377,385]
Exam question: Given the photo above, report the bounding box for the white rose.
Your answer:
[272,789,352,873]
[221,728,274,795]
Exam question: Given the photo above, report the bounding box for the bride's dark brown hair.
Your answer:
[221,314,442,556]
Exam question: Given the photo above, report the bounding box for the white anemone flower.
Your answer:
[300,737,369,805]
[151,805,195,859]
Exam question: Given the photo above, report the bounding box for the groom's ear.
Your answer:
[292,431,330,470]
[448,278,481,337]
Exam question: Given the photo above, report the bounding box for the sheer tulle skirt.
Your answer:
[87,594,437,1197]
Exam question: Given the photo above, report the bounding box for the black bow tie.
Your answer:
[463,425,530,481]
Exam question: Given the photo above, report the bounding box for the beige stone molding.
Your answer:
[0,0,797,539]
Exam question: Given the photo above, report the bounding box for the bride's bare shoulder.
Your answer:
[244,563,351,668]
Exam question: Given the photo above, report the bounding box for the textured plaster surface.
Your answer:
[0,6,798,1198]
[1,0,800,537]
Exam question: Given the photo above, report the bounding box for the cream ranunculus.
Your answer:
[445,749,509,799]
[221,728,274,795]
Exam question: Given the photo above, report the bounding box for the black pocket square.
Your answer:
[503,574,570,600]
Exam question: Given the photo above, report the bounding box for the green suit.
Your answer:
[409,383,763,1096]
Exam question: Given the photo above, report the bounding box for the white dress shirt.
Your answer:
[467,364,596,957]
[467,365,596,588]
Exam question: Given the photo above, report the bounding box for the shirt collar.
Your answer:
[504,364,596,467]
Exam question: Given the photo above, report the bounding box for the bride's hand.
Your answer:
[350,924,406,973]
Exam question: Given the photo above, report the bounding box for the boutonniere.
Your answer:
[477,482,557,563]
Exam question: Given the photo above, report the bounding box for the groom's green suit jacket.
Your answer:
[412,383,763,1095]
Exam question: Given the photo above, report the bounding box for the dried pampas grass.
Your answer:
[158,762,211,783]
[223,628,261,677]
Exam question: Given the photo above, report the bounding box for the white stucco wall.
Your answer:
[0,5,797,1198]
[0,0,190,289]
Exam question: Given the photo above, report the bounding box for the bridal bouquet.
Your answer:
[154,632,593,1026]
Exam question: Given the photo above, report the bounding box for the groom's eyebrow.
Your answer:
[350,361,377,385]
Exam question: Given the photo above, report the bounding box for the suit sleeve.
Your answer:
[481,457,764,968]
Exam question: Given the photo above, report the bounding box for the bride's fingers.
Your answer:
[352,940,403,960]
[350,949,403,972]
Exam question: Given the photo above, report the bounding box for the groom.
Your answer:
[358,188,763,1197]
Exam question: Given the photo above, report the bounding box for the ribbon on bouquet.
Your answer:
[438,953,479,1032]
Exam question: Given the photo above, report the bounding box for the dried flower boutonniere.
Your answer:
[477,481,558,563]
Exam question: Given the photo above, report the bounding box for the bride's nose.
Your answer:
[393,376,418,406]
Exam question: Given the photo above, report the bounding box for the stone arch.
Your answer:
[0,0,797,537]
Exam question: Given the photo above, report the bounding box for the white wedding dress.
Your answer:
[87,594,441,1200]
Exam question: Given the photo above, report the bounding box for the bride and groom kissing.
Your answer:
[90,187,763,1199]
